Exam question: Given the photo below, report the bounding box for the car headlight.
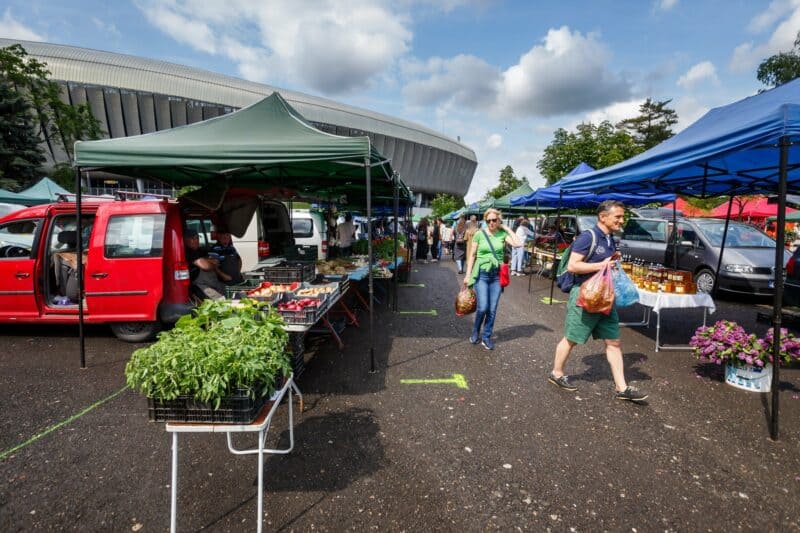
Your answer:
[724,264,755,273]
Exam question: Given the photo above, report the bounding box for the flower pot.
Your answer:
[725,362,772,393]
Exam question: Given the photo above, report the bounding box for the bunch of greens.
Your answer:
[125,299,290,407]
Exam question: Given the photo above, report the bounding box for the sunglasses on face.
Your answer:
[486,218,499,223]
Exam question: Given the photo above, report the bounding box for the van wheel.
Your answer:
[695,269,716,293]
[110,322,161,342]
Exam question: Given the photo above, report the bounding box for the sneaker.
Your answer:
[481,338,495,350]
[615,386,649,403]
[548,373,578,391]
[469,333,479,345]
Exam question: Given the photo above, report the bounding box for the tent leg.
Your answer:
[770,137,789,441]
[548,193,563,304]
[712,197,734,300]
[75,167,86,369]
[672,201,678,268]
[366,157,375,373]
[392,173,399,312]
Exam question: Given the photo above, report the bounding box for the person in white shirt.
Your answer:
[512,218,534,275]
[337,213,356,256]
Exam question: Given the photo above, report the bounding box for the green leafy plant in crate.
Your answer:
[125,299,291,408]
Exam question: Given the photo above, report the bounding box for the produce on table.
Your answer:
[296,286,335,297]
[246,281,301,298]
[316,258,357,275]
[277,298,321,311]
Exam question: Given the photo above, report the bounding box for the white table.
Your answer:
[621,289,715,352]
[165,376,303,533]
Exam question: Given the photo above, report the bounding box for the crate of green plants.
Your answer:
[126,299,291,424]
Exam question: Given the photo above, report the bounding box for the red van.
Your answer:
[0,197,195,341]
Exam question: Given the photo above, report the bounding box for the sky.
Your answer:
[1,0,798,201]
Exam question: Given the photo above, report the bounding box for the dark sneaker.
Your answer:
[481,338,495,350]
[615,386,649,403]
[469,333,479,345]
[548,373,578,391]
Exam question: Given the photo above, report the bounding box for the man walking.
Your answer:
[548,200,648,402]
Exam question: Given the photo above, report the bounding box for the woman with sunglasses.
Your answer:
[463,208,522,350]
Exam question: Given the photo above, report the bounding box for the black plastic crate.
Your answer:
[277,295,324,325]
[224,279,263,300]
[284,245,318,261]
[260,262,316,283]
[147,387,268,424]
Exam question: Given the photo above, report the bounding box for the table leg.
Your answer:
[257,427,264,533]
[170,432,178,533]
[333,298,359,327]
[320,315,344,349]
[620,306,650,327]
[655,311,661,352]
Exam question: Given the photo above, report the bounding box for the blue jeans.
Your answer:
[472,268,501,341]
[511,246,525,272]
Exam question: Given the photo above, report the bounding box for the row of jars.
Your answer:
[620,261,696,294]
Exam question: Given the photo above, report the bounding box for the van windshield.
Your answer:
[292,218,313,238]
[694,221,775,248]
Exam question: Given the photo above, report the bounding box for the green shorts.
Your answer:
[564,285,620,344]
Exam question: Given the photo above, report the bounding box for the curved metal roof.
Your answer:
[1,39,476,196]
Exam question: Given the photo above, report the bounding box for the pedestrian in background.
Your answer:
[431,218,441,262]
[336,213,356,256]
[463,208,522,350]
[416,218,430,262]
[512,219,533,276]
[453,215,467,273]
[548,200,648,402]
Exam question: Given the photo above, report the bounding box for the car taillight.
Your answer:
[321,240,328,253]
[258,240,270,259]
[174,261,190,281]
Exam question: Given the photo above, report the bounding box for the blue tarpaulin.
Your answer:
[559,79,800,196]
[510,163,675,208]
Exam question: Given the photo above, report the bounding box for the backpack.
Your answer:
[555,229,597,293]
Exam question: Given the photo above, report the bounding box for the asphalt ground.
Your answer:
[1,258,799,532]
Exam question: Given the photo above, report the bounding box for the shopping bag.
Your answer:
[612,261,639,308]
[455,287,477,316]
[499,263,510,288]
[577,262,615,315]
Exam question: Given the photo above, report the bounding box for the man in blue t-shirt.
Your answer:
[547,200,648,403]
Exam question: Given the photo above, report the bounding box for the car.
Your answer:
[290,209,328,260]
[538,214,597,244]
[619,216,790,295]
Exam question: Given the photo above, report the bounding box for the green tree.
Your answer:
[617,98,678,150]
[0,79,45,189]
[485,165,525,198]
[757,32,800,87]
[0,44,103,166]
[430,193,464,219]
[537,121,643,184]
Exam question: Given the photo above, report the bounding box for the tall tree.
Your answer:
[537,121,643,184]
[484,165,525,199]
[0,79,45,189]
[757,31,800,87]
[430,193,465,219]
[617,98,678,150]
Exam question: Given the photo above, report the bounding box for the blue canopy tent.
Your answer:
[559,79,800,440]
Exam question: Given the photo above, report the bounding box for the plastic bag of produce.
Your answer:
[455,287,477,316]
[577,262,615,315]
[612,261,639,308]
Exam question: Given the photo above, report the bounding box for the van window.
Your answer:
[624,219,667,241]
[105,214,165,258]
[292,218,314,238]
[0,219,41,258]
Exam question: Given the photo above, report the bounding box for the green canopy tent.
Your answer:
[493,182,534,211]
[0,177,71,205]
[73,92,409,369]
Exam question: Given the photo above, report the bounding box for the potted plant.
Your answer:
[690,320,800,392]
[125,298,291,423]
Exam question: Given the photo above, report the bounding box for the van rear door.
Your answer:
[84,202,166,321]
[0,217,42,319]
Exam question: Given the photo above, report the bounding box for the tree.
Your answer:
[484,165,525,198]
[537,121,643,184]
[0,79,45,189]
[430,193,465,219]
[617,98,678,150]
[0,44,102,170]
[757,31,800,87]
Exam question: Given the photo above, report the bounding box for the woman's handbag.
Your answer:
[577,262,615,315]
[612,261,639,308]
[455,287,477,316]
[499,263,510,287]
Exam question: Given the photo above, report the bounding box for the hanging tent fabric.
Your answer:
[559,78,800,440]
[74,92,409,372]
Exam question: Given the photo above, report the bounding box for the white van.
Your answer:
[291,209,328,260]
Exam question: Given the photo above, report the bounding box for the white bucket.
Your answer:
[725,363,772,393]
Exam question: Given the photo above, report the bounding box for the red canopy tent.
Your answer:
[661,197,711,217]
[708,196,795,221]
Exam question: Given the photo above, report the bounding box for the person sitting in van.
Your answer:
[337,213,356,256]
[185,228,229,300]
[210,231,244,285]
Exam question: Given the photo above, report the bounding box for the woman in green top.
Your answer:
[463,208,522,350]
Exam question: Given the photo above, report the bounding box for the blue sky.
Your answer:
[1,0,798,201]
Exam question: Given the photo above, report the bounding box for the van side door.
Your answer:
[668,221,704,272]
[0,218,43,318]
[84,203,166,321]
[619,218,668,263]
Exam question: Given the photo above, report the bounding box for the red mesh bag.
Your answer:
[577,262,615,315]
[455,287,477,316]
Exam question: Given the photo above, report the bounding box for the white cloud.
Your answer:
[585,99,644,126]
[655,0,679,12]
[673,95,708,131]
[135,0,412,94]
[91,17,121,39]
[0,9,45,42]
[730,1,800,73]
[402,54,499,108]
[486,133,502,149]
[677,61,719,89]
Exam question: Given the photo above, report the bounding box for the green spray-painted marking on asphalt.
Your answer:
[540,297,566,304]
[0,385,129,461]
[401,373,468,389]
[412,269,419,272]
[399,283,425,287]
[398,309,437,316]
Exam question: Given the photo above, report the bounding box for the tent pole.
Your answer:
[529,198,539,293]
[366,157,375,373]
[549,192,563,304]
[770,136,789,440]
[392,172,399,312]
[712,196,734,300]
[75,167,86,369]
[672,200,678,268]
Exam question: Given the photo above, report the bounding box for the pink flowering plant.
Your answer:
[691,320,800,367]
